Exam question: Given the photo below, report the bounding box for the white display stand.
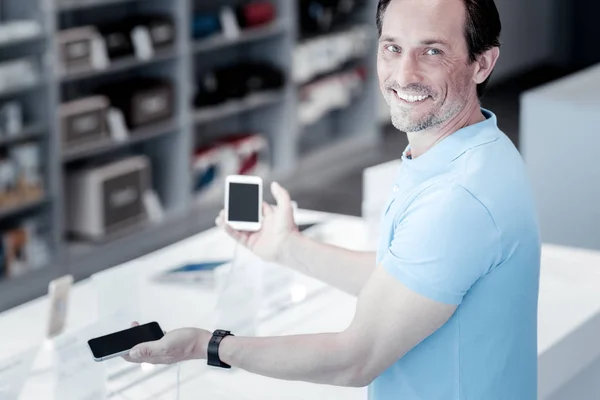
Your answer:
[0,210,599,399]
[521,63,600,251]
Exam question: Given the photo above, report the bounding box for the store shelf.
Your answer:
[0,33,45,48]
[62,119,178,162]
[193,90,285,125]
[57,0,140,12]
[0,196,48,221]
[0,124,46,147]
[0,80,44,99]
[60,47,177,82]
[192,22,286,54]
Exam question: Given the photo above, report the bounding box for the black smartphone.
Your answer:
[88,322,164,362]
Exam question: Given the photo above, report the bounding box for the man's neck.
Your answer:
[406,98,485,159]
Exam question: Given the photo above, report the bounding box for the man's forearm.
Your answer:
[279,232,376,296]
[214,332,367,387]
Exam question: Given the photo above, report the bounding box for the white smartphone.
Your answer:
[87,322,164,362]
[225,175,263,232]
[47,274,74,339]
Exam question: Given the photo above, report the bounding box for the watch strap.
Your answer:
[207,329,234,368]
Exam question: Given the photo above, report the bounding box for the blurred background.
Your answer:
[0,0,598,313]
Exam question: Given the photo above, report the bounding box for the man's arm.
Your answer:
[279,232,376,297]
[217,181,376,296]
[127,265,454,386]
[216,265,456,387]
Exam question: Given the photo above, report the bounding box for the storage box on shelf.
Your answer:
[59,77,177,160]
[57,14,178,81]
[65,155,155,242]
[59,95,111,151]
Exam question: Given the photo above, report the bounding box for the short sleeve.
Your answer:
[381,183,502,305]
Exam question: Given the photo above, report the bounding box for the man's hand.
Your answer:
[124,322,211,365]
[216,181,298,263]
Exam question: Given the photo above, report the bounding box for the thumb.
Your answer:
[271,182,292,212]
[129,343,155,360]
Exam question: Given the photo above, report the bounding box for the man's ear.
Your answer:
[473,47,500,84]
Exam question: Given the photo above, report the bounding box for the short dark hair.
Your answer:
[376,0,502,98]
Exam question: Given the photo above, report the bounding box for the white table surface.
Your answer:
[1,210,599,399]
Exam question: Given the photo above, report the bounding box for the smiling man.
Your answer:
[125,0,541,399]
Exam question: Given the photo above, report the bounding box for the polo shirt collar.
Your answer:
[401,108,500,174]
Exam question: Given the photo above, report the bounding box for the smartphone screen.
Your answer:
[88,322,164,361]
[228,182,260,222]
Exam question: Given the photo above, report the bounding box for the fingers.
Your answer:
[224,224,251,246]
[215,209,225,227]
[130,321,140,327]
[262,202,273,217]
[128,341,164,363]
[271,182,292,211]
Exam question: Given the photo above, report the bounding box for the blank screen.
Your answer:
[88,322,164,359]
[228,183,260,222]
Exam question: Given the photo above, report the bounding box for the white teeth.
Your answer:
[395,91,428,103]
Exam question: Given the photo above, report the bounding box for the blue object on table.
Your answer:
[168,261,229,274]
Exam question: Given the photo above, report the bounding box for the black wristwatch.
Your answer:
[207,329,234,369]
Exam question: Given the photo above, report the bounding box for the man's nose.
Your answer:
[393,54,423,88]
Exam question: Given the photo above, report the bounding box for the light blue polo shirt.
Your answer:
[371,109,541,400]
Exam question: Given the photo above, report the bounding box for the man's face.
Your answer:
[377,0,477,133]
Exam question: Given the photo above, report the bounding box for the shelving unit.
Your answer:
[193,89,286,125]
[0,123,46,146]
[62,119,179,162]
[0,0,380,312]
[59,47,178,82]
[0,80,45,98]
[0,196,48,221]
[0,32,45,48]
[192,21,286,53]
[56,0,141,12]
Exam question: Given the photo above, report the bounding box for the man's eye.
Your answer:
[385,45,401,53]
[425,48,442,56]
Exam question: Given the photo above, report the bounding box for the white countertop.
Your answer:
[2,210,600,399]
